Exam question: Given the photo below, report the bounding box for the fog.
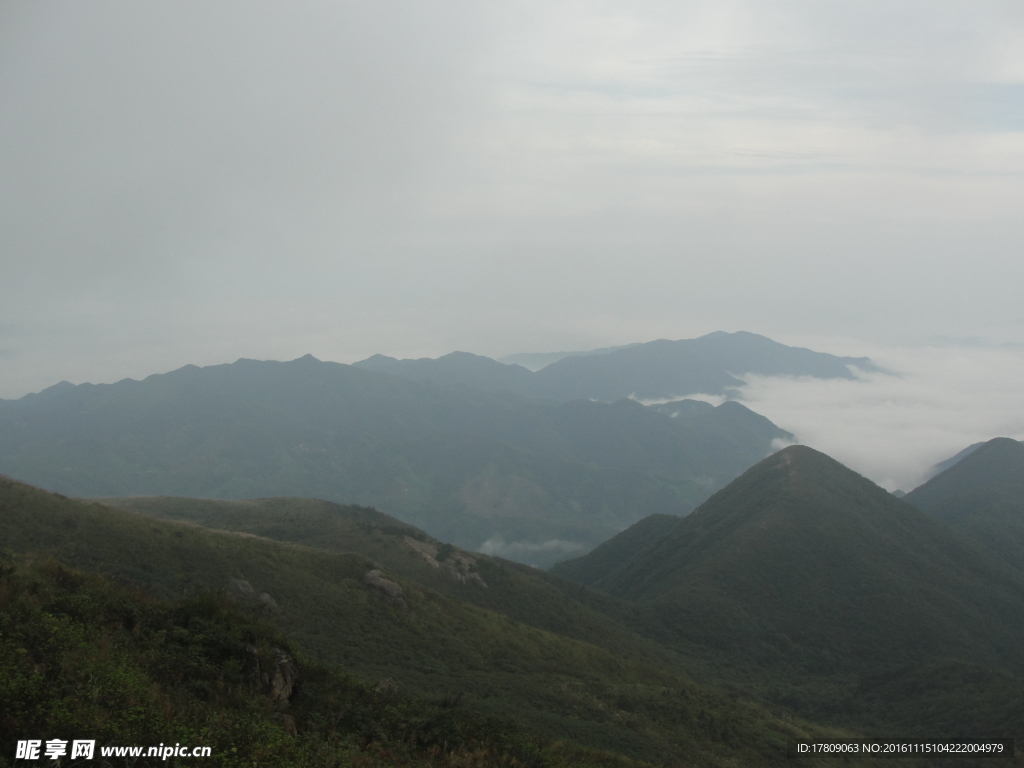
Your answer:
[2,1,1023,482]
[736,342,1024,491]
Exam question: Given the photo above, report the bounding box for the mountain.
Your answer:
[0,474,858,766]
[497,343,640,371]
[0,356,789,567]
[93,494,661,661]
[532,332,876,402]
[555,445,1024,669]
[357,331,878,402]
[904,437,1024,571]
[553,446,1024,737]
[924,438,1023,478]
[354,350,538,396]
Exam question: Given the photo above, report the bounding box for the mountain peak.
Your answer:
[555,445,1024,676]
[908,437,1024,508]
[904,439,1024,561]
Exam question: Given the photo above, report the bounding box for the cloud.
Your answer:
[2,1,1024,397]
[733,344,1024,492]
[478,535,589,560]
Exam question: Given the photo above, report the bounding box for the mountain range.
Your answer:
[355,330,877,401]
[3,425,1022,762]
[0,331,864,566]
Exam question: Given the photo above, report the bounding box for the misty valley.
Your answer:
[2,332,1023,767]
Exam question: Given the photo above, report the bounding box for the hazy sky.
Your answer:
[2,2,1023,484]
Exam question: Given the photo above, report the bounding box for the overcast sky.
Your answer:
[2,1,1023,484]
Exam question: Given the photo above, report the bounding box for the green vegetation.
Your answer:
[0,557,654,768]
[1,475,864,766]
[553,446,1024,741]
[904,437,1024,572]
[0,353,789,567]
[93,495,662,662]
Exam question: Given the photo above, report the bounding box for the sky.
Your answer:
[2,1,1023,486]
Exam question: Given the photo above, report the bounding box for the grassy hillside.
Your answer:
[0,356,788,567]
[552,447,1024,738]
[552,514,686,591]
[904,437,1024,571]
[93,495,660,660]
[0,557,657,768]
[0,475,857,766]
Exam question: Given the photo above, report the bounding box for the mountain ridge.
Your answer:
[905,437,1024,572]
[352,331,879,402]
[554,445,1024,676]
[0,354,791,566]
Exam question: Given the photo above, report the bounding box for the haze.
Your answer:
[2,1,1022,487]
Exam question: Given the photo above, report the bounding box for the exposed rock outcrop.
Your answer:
[402,536,488,588]
[245,645,300,704]
[363,569,405,605]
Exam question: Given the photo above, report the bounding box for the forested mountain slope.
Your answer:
[553,446,1024,740]
[0,474,856,767]
[905,437,1024,571]
[0,355,788,566]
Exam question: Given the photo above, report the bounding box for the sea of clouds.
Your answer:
[734,343,1024,492]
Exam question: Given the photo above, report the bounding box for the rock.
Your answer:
[363,570,404,603]
[246,645,299,704]
[258,592,279,611]
[269,648,299,703]
[230,578,254,596]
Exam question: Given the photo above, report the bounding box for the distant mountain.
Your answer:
[926,438,1023,478]
[354,351,538,396]
[497,343,640,371]
[905,437,1024,572]
[0,356,789,567]
[358,331,878,402]
[931,442,985,474]
[553,446,1024,736]
[533,332,878,402]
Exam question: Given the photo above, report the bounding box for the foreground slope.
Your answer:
[0,356,788,566]
[905,437,1024,571]
[2,559,643,768]
[96,494,665,663]
[0,475,853,766]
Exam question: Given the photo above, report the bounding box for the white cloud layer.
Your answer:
[734,343,1024,491]
[2,1,1023,399]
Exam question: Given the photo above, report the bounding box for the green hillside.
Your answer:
[552,513,686,591]
[552,446,1024,738]
[904,437,1024,571]
[2,558,646,768]
[0,355,789,567]
[95,494,667,664]
[0,475,855,766]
